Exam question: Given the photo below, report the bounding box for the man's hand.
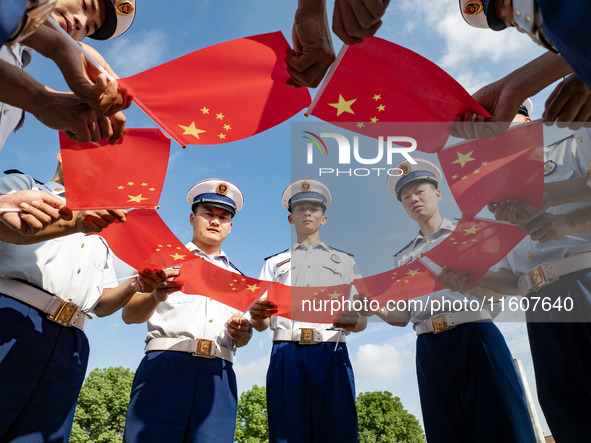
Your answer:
[0,191,72,236]
[437,266,472,294]
[521,212,568,243]
[226,313,253,347]
[487,200,546,225]
[333,310,360,331]
[249,298,278,320]
[129,268,183,301]
[287,3,335,88]
[333,0,390,45]
[75,209,126,233]
[543,73,591,130]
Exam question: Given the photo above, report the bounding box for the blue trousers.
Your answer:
[266,341,357,443]
[123,351,238,443]
[416,321,536,443]
[526,269,591,442]
[0,295,89,443]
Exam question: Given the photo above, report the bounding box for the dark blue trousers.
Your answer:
[0,295,89,443]
[416,321,536,443]
[266,341,357,443]
[123,351,238,443]
[526,269,591,443]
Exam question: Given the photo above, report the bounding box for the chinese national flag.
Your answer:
[353,260,444,307]
[60,129,170,210]
[437,122,544,218]
[266,282,352,323]
[308,38,491,153]
[119,32,311,147]
[180,259,271,312]
[93,209,195,270]
[423,217,526,285]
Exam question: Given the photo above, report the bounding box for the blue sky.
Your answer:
[0,0,561,434]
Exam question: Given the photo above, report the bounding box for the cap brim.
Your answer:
[397,177,439,201]
[88,0,116,40]
[191,201,236,217]
[485,0,507,31]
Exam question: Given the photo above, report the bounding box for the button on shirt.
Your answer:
[259,242,361,331]
[0,173,117,314]
[395,218,495,324]
[146,242,239,352]
[0,44,32,150]
[496,129,591,277]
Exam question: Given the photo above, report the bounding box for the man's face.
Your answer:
[51,0,106,41]
[493,0,515,28]
[190,205,233,250]
[400,182,441,222]
[288,201,327,235]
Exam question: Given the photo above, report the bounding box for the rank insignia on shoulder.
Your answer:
[276,258,290,267]
[544,160,557,176]
[330,254,341,263]
[400,256,412,266]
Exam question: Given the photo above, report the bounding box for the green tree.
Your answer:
[70,366,135,443]
[234,384,268,443]
[356,391,425,443]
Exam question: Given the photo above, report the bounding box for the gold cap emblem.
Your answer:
[464,0,483,15]
[216,182,228,196]
[300,181,311,192]
[399,164,412,177]
[115,0,134,16]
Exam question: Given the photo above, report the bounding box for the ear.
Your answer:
[189,212,195,225]
[57,150,62,163]
[435,188,442,202]
[320,214,327,226]
[288,214,294,225]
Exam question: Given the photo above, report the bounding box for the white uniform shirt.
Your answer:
[0,173,117,314]
[395,218,496,324]
[497,129,591,277]
[146,242,239,352]
[0,44,32,150]
[260,242,361,331]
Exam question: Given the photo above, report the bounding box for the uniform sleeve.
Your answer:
[348,257,362,300]
[259,258,275,281]
[574,128,591,176]
[0,173,37,194]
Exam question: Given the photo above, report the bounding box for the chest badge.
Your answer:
[544,160,556,176]
[331,254,341,263]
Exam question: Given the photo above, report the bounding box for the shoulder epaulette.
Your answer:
[328,245,354,257]
[3,169,43,185]
[228,261,244,275]
[264,249,289,261]
[394,239,415,257]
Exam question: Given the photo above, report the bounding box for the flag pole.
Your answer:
[305,44,350,118]
[47,18,186,147]
[0,208,22,213]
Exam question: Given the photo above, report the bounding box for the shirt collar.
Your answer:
[414,217,456,245]
[291,241,330,252]
[185,241,229,264]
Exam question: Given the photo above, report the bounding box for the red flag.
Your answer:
[308,38,492,153]
[437,122,544,218]
[60,129,170,210]
[180,259,271,312]
[353,260,444,307]
[266,282,353,323]
[93,209,195,270]
[119,32,311,147]
[423,217,526,285]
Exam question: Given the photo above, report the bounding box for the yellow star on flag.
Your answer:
[377,104,386,112]
[200,106,210,114]
[406,269,421,276]
[127,181,134,186]
[218,133,226,140]
[370,117,378,123]
[141,182,148,187]
[246,284,260,293]
[149,187,156,191]
[451,151,476,168]
[179,122,206,140]
[481,161,489,166]
[451,175,458,180]
[117,185,124,190]
[127,194,148,203]
[216,113,224,120]
[463,224,482,235]
[372,94,382,101]
[329,94,356,116]
[328,291,341,300]
[170,253,186,261]
[357,122,365,128]
[473,169,481,174]
[223,124,231,131]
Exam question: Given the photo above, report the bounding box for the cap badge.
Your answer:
[544,160,556,176]
[463,0,483,15]
[300,181,311,192]
[115,0,134,16]
[331,254,341,263]
[216,182,229,196]
[399,163,412,177]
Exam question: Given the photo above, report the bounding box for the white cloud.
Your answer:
[105,30,168,77]
[234,353,270,394]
